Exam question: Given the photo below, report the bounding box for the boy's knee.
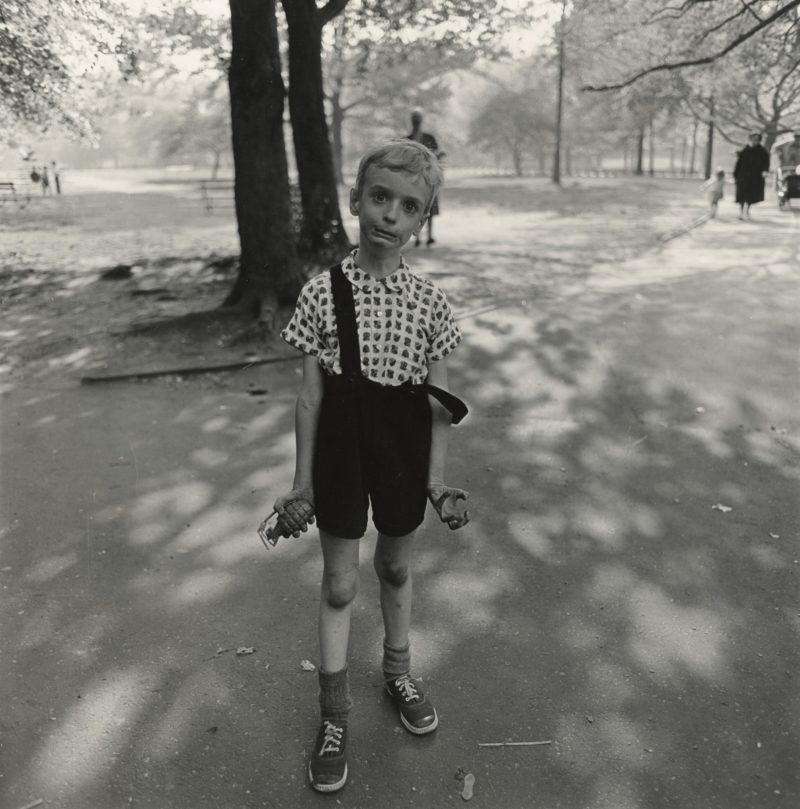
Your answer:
[374,557,410,589]
[322,570,359,609]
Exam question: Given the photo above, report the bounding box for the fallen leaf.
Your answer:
[461,772,475,801]
[769,532,781,539]
[711,503,732,513]
[236,647,256,656]
[300,659,316,671]
[695,406,705,413]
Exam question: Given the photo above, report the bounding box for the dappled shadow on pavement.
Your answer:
[2,192,798,809]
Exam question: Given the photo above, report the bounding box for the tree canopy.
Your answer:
[0,0,129,140]
[578,0,800,91]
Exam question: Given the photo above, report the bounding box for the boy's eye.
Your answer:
[403,201,419,213]
[372,191,387,202]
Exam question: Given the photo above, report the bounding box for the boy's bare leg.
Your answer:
[374,531,416,648]
[319,530,360,672]
[375,530,438,734]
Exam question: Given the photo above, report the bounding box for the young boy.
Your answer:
[271,139,470,793]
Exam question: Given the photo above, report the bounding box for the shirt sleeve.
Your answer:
[426,287,462,364]
[280,278,326,357]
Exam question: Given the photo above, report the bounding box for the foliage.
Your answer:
[0,0,130,141]
[680,18,800,148]
[132,4,231,80]
[324,0,526,165]
[576,0,800,91]
[155,84,232,175]
[468,62,555,175]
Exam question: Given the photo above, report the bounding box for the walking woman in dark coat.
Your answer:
[733,133,770,220]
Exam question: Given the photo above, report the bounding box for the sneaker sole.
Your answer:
[399,707,439,735]
[308,761,348,793]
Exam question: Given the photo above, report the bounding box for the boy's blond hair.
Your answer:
[353,139,443,214]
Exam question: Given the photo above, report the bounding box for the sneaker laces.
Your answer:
[394,674,420,703]
[319,720,344,756]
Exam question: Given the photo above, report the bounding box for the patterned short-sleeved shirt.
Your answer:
[281,251,461,385]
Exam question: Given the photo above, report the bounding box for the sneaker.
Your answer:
[385,674,438,735]
[426,237,436,246]
[308,719,348,792]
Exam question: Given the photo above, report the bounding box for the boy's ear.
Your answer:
[413,213,429,236]
[349,187,359,215]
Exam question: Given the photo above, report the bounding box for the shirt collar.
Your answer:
[342,250,410,294]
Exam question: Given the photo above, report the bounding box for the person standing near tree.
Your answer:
[733,132,770,220]
[407,109,445,246]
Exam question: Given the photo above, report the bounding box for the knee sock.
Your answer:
[318,666,352,724]
[382,639,411,681]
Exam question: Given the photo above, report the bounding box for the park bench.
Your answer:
[198,179,235,212]
[0,181,17,202]
[0,181,31,208]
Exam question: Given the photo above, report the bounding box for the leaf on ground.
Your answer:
[300,659,316,671]
[236,647,256,656]
[461,772,475,801]
[711,503,732,513]
[769,532,781,539]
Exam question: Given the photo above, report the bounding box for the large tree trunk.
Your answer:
[281,0,351,260]
[512,143,523,177]
[226,0,298,318]
[330,91,345,185]
[704,96,715,181]
[552,1,566,186]
[635,125,645,175]
[689,117,699,175]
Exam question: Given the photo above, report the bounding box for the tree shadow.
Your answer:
[3,182,798,808]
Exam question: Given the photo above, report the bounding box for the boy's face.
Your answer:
[350,165,429,251]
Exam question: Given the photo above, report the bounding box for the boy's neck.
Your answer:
[354,243,403,279]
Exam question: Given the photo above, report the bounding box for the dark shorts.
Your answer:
[313,374,432,539]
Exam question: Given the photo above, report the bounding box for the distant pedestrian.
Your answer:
[270,139,469,793]
[701,169,726,218]
[407,108,445,246]
[733,133,770,220]
[40,165,51,195]
[51,161,62,194]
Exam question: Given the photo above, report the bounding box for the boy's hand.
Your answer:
[427,482,470,530]
[272,487,315,539]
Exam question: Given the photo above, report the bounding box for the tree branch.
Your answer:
[584,0,800,91]
[319,0,350,27]
[739,0,763,23]
[693,6,748,45]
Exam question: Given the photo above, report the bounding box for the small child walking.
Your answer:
[270,139,470,793]
[702,169,726,218]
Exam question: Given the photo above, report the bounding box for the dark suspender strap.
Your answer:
[329,261,469,424]
[329,263,361,379]
[420,384,469,425]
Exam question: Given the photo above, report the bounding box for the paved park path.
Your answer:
[2,189,798,809]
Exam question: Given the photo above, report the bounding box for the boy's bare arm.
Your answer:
[425,359,470,530]
[273,353,323,536]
